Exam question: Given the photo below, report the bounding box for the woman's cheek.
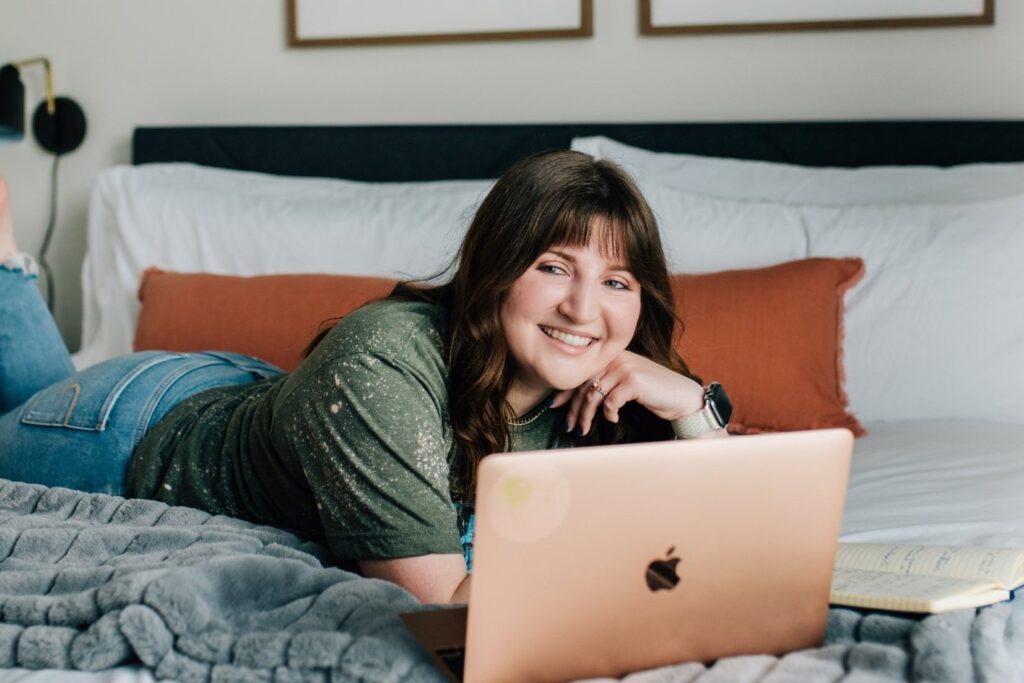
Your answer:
[615,300,642,347]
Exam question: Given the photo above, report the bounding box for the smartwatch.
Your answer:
[670,382,732,439]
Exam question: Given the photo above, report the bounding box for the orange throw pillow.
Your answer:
[672,257,865,435]
[134,269,397,372]
[134,258,864,434]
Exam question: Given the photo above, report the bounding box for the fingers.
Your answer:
[561,351,691,437]
[577,380,608,437]
[568,372,629,437]
[565,383,591,434]
[563,352,641,436]
[601,376,638,426]
[599,379,621,425]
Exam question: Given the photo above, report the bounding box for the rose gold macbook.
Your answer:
[401,428,853,683]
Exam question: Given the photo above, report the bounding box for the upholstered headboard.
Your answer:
[132,121,1024,181]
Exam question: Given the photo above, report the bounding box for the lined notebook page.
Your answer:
[835,544,1024,587]
[830,569,1008,613]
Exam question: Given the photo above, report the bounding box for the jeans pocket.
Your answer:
[20,353,184,432]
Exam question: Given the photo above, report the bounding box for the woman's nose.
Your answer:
[557,282,598,322]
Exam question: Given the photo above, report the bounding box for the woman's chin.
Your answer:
[522,356,607,393]
[542,372,596,392]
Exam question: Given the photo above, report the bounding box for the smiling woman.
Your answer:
[373,150,711,499]
[0,151,722,606]
[502,239,643,411]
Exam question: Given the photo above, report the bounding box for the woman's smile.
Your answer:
[539,324,597,351]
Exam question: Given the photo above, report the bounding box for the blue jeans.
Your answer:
[0,261,283,494]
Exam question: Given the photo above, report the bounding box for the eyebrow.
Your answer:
[547,249,632,273]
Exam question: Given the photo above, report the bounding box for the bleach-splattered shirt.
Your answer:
[128,300,568,573]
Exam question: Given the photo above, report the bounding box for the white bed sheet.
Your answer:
[3,419,1019,682]
[841,419,1024,548]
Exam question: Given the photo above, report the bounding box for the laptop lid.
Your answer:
[463,428,853,683]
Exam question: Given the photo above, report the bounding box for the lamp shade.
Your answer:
[33,96,86,155]
[0,65,26,144]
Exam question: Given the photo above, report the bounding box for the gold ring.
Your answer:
[591,378,608,398]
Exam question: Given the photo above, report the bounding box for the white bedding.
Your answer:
[841,419,1024,548]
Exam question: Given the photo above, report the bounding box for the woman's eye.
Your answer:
[539,264,568,276]
[605,279,630,290]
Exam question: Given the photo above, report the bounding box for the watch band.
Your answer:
[670,404,720,440]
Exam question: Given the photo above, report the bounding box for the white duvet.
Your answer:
[841,420,1024,548]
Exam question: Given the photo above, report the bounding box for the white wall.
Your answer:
[2,0,1023,350]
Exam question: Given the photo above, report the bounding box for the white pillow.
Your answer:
[641,183,808,273]
[804,196,1024,423]
[644,181,1024,423]
[75,164,494,368]
[573,135,1024,206]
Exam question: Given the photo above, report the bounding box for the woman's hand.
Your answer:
[553,350,705,436]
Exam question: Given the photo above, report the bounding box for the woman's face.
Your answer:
[500,230,642,398]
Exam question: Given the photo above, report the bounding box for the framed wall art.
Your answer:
[288,0,593,47]
[639,0,994,35]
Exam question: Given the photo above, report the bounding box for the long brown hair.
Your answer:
[310,150,697,498]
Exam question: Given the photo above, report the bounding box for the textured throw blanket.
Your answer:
[1,478,1022,682]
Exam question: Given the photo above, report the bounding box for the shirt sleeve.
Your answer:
[275,350,462,561]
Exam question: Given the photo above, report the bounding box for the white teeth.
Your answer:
[541,326,595,348]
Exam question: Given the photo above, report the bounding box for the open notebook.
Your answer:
[830,543,1024,613]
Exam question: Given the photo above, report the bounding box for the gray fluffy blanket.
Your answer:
[1,478,1022,682]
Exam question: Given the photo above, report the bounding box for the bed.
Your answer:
[3,122,1024,682]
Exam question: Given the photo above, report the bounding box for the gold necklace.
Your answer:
[507,396,552,427]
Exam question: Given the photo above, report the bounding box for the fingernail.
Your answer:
[565,418,572,433]
[574,426,584,438]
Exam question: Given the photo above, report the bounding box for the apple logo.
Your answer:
[645,546,682,592]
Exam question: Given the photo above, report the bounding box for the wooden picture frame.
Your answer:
[288,0,592,47]
[639,0,994,35]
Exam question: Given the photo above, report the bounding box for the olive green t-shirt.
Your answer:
[128,300,569,568]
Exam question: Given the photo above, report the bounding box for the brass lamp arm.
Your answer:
[11,56,54,115]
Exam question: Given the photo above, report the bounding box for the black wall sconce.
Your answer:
[0,56,88,311]
[0,57,87,153]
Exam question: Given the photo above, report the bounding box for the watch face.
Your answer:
[707,382,732,427]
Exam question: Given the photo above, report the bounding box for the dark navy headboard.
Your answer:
[133,121,1024,181]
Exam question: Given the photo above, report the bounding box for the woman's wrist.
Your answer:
[665,381,706,422]
[669,382,732,439]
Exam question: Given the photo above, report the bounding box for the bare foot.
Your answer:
[0,176,17,261]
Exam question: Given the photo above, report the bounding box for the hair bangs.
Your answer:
[536,201,639,274]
